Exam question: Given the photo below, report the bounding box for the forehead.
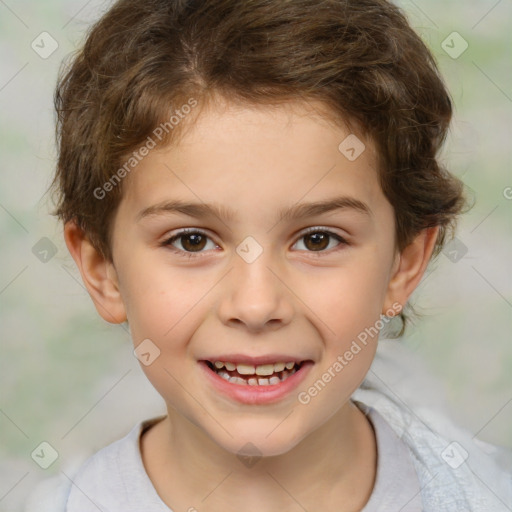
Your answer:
[118,97,385,223]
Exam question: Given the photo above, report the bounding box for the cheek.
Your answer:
[313,256,390,337]
[298,263,387,416]
[117,253,202,341]
[124,273,208,411]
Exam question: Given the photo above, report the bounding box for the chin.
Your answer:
[210,421,307,459]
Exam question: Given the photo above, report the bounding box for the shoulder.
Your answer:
[24,473,73,512]
[354,381,512,511]
[66,416,166,511]
[24,417,166,512]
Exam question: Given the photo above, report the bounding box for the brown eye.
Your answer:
[304,232,330,251]
[179,233,207,252]
[163,229,216,256]
[293,229,347,253]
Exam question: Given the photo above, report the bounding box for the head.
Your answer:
[54,0,465,456]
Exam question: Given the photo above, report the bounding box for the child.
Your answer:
[27,0,512,510]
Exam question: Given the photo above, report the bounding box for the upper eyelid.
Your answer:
[300,226,346,236]
[165,226,346,239]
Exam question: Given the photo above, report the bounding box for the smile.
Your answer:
[199,359,314,405]
[206,360,300,386]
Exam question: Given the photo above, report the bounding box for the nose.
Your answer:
[217,251,294,333]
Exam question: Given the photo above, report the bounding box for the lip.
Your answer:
[199,359,314,405]
[201,354,308,365]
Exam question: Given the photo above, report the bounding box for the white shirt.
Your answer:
[27,403,422,512]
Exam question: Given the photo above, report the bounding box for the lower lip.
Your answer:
[199,360,314,405]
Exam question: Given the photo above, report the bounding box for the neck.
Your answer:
[141,400,376,512]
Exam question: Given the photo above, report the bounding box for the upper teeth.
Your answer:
[213,361,296,375]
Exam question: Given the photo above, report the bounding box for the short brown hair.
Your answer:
[52,0,466,330]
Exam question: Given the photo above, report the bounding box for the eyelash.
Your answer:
[161,227,348,259]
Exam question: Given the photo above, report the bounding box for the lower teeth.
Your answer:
[214,368,297,386]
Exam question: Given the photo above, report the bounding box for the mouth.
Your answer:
[199,357,314,405]
[204,359,303,386]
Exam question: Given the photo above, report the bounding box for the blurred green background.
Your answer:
[1,0,511,510]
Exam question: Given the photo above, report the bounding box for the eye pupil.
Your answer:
[305,232,329,251]
[182,233,206,251]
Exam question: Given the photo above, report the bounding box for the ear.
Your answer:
[64,221,127,324]
[383,226,439,315]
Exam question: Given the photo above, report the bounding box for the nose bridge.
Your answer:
[217,244,294,331]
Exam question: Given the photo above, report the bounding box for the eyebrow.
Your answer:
[137,196,372,224]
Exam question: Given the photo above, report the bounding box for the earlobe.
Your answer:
[382,226,439,315]
[64,221,127,324]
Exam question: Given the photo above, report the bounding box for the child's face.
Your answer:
[88,98,417,456]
